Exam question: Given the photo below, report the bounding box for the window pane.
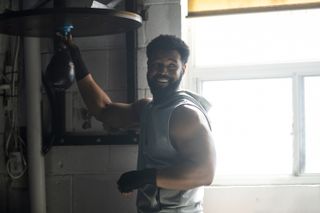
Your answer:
[190,9,320,66]
[304,76,320,173]
[202,78,293,176]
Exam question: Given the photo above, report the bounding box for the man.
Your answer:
[67,34,216,212]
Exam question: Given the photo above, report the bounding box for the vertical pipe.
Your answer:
[24,37,47,213]
[24,2,46,213]
[125,0,138,102]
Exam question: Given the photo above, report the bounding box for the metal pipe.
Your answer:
[24,37,47,213]
[125,0,138,102]
[23,0,47,210]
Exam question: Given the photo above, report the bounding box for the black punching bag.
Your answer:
[45,43,75,91]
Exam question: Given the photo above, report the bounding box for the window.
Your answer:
[191,9,320,67]
[304,76,320,174]
[186,8,320,184]
[203,78,293,176]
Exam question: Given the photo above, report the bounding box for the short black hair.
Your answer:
[146,34,190,64]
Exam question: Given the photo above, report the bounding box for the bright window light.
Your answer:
[188,8,320,180]
[190,9,320,66]
[202,78,293,176]
[304,76,320,173]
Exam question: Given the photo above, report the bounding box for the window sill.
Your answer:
[211,174,320,186]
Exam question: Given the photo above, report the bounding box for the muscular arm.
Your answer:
[156,105,216,190]
[77,74,149,129]
[64,36,149,129]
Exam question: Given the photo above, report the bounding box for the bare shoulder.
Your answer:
[171,104,209,128]
[134,98,152,107]
[132,98,152,117]
[169,104,210,142]
[133,98,152,109]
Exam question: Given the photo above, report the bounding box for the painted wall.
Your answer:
[0,0,319,213]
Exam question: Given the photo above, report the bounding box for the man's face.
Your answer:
[147,50,186,100]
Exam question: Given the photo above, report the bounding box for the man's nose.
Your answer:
[157,65,168,75]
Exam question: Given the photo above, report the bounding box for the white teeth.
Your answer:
[157,78,168,83]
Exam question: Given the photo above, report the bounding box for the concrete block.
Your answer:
[45,146,109,175]
[65,90,104,133]
[138,0,181,47]
[137,25,147,49]
[46,175,72,213]
[107,145,138,173]
[73,35,126,51]
[65,90,88,132]
[73,174,137,213]
[137,48,148,90]
[106,49,127,90]
[82,50,108,91]
[141,3,181,45]
[106,90,127,102]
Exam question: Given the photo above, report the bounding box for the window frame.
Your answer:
[185,18,320,184]
[191,63,320,185]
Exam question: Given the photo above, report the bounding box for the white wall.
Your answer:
[204,185,320,213]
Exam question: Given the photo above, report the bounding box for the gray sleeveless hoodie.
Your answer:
[137,90,212,213]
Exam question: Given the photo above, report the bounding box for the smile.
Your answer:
[157,78,169,83]
[156,78,169,86]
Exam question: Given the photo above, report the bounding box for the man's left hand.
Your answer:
[117,169,156,193]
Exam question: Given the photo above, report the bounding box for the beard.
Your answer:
[147,73,183,104]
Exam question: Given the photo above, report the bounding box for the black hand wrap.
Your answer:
[117,168,157,193]
[67,43,90,81]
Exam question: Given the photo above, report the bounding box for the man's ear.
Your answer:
[182,63,187,74]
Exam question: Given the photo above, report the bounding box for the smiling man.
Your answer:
[68,34,216,213]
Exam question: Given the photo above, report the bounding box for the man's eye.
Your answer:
[168,64,177,70]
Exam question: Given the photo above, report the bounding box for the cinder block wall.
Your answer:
[41,34,139,213]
